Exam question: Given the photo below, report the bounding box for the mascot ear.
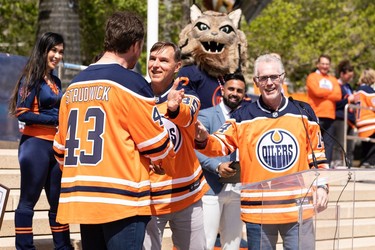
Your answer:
[228,8,242,29]
[190,4,203,22]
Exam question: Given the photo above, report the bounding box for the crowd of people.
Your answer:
[8,9,375,250]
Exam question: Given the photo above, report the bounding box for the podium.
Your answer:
[241,169,375,249]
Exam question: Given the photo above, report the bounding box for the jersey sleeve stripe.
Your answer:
[148,142,174,162]
[140,137,170,155]
[137,129,169,150]
[151,173,204,197]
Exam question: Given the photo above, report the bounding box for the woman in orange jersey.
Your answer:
[8,32,73,250]
[354,68,375,168]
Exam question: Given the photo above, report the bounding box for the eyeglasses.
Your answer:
[255,72,285,84]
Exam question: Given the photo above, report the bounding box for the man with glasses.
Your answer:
[195,54,329,250]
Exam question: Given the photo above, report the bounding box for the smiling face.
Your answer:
[148,45,181,94]
[317,56,331,75]
[222,79,246,109]
[254,60,284,109]
[46,43,64,71]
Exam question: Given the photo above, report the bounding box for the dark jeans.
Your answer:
[319,118,335,165]
[361,133,375,166]
[245,219,315,250]
[80,215,151,250]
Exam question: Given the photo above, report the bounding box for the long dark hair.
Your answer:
[9,32,64,116]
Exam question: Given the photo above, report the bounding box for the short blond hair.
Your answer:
[358,68,375,85]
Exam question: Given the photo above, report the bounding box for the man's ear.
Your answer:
[175,61,182,73]
[253,77,259,88]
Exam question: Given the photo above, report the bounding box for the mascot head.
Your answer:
[179,4,248,77]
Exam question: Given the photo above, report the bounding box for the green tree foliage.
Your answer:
[242,0,375,90]
[78,0,147,65]
[1,0,373,86]
[0,0,38,56]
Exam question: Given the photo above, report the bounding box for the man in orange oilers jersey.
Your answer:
[195,54,329,250]
[143,42,209,250]
[53,12,179,250]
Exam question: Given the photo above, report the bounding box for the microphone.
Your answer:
[288,96,318,169]
[288,97,352,169]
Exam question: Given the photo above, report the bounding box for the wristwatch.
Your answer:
[317,184,329,194]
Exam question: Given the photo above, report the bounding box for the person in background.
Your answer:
[354,68,375,168]
[143,41,208,250]
[195,54,329,250]
[195,72,247,249]
[306,54,342,166]
[8,32,73,250]
[331,60,356,168]
[53,12,176,250]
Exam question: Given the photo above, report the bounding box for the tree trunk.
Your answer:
[37,0,81,86]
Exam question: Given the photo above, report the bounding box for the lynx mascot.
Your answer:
[178,4,248,109]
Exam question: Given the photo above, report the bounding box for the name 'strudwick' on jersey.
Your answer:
[150,82,208,215]
[64,85,111,103]
[198,97,329,224]
[53,63,174,224]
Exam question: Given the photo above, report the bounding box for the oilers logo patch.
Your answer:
[161,117,183,153]
[256,129,299,172]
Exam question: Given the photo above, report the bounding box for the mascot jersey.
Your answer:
[53,63,174,224]
[177,65,223,109]
[197,97,329,224]
[150,83,209,214]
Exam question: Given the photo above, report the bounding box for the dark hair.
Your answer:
[336,60,354,77]
[9,32,64,115]
[224,72,245,83]
[150,41,181,62]
[104,11,144,54]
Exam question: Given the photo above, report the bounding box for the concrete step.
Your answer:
[0,149,18,169]
[315,217,375,240]
[0,211,80,237]
[0,169,20,189]
[316,201,375,220]
[5,189,50,212]
[277,236,375,250]
[0,233,82,250]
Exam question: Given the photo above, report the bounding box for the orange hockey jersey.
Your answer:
[306,70,342,119]
[197,97,329,224]
[53,63,174,224]
[149,86,208,215]
[354,86,375,138]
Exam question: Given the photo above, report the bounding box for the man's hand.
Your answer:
[195,119,209,142]
[217,162,237,178]
[313,187,329,213]
[167,77,185,112]
[149,161,166,175]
